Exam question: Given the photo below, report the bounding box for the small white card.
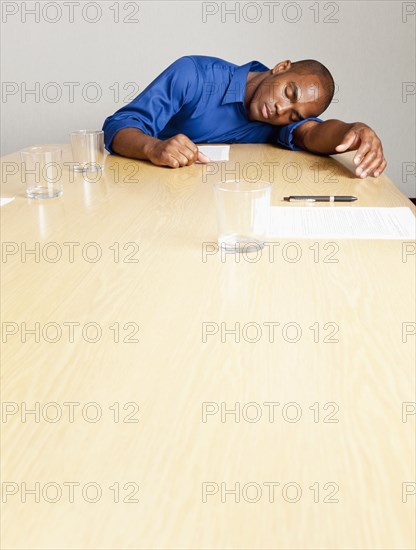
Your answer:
[1,197,15,207]
[197,145,230,162]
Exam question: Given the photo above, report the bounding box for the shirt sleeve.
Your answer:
[275,117,323,151]
[102,56,198,154]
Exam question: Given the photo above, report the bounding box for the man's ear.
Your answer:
[271,60,292,75]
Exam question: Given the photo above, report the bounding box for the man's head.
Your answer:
[245,59,335,125]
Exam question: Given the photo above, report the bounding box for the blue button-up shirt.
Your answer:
[103,55,322,154]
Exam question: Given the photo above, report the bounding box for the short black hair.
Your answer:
[291,59,335,112]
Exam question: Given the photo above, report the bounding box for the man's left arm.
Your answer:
[293,119,387,178]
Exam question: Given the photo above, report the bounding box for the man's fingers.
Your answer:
[335,131,357,152]
[162,135,212,167]
[175,150,192,166]
[356,149,383,177]
[156,150,178,167]
[167,156,180,168]
[179,146,198,165]
[356,149,377,175]
[164,150,188,168]
[197,151,210,163]
[353,139,373,168]
[175,146,210,166]
[322,123,386,179]
[360,155,385,178]
[365,156,384,177]
[373,159,387,177]
[176,136,202,165]
[165,144,195,167]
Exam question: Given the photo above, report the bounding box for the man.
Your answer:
[103,55,386,178]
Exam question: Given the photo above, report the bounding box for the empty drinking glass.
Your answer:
[213,179,272,252]
[70,130,105,172]
[20,146,63,199]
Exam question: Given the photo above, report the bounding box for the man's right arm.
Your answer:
[112,128,209,168]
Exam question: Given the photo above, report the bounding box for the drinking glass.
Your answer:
[213,179,272,252]
[20,146,63,199]
[70,130,104,172]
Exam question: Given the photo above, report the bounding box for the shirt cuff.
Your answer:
[276,117,323,151]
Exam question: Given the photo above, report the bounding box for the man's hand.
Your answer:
[293,120,387,178]
[146,134,209,168]
[335,123,386,178]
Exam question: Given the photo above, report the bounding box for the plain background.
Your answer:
[1,0,415,196]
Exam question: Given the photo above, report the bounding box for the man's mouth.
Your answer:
[262,103,276,120]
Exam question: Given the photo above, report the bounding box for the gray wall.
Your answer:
[1,0,415,195]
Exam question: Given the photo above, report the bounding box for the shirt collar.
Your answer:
[222,60,269,106]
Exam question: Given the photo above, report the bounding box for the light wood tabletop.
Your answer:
[1,144,415,550]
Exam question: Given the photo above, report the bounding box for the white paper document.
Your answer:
[268,206,416,239]
[1,197,15,207]
[197,145,229,162]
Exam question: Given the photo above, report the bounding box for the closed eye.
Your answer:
[286,82,299,102]
[285,85,294,100]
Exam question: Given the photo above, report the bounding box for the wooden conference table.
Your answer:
[1,144,415,550]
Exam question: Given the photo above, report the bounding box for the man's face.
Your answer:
[246,69,327,126]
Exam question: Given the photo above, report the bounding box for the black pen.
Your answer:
[283,195,358,202]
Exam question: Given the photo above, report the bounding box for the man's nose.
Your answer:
[276,103,291,117]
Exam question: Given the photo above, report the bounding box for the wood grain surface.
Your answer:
[1,144,415,549]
